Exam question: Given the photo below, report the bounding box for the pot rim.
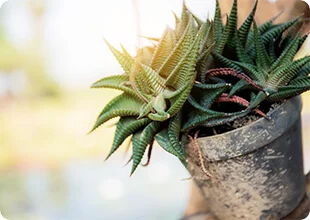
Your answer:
[188,96,302,161]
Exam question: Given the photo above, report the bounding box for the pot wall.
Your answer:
[186,97,305,220]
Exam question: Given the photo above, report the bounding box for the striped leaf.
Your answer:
[238,0,257,46]
[168,112,186,160]
[91,93,143,132]
[91,75,141,100]
[131,122,161,175]
[215,0,237,53]
[107,117,151,159]
[253,22,271,72]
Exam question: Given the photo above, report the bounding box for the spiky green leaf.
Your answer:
[158,16,197,78]
[269,32,301,71]
[229,79,257,97]
[91,93,143,132]
[151,27,177,72]
[175,2,191,39]
[268,56,310,88]
[105,40,132,75]
[168,112,186,160]
[268,87,310,102]
[215,0,237,53]
[235,32,253,64]
[261,16,300,46]
[91,75,141,99]
[211,52,243,72]
[214,0,223,40]
[290,76,310,87]
[253,22,271,71]
[238,0,257,46]
[131,122,161,175]
[107,117,151,159]
[234,61,264,82]
[155,129,180,157]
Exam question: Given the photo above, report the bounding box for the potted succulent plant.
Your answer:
[90,0,310,219]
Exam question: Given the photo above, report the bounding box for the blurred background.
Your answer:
[0,0,309,219]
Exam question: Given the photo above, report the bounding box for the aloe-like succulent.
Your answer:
[210,0,310,108]
[91,0,310,174]
[91,5,213,174]
[182,0,256,131]
[182,0,310,131]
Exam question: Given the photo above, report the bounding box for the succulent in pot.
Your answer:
[182,1,310,219]
[90,0,310,219]
[90,10,215,174]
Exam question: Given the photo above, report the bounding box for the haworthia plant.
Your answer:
[184,0,310,130]
[209,0,310,109]
[91,3,214,174]
[91,0,310,175]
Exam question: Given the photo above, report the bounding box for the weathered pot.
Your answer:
[186,96,305,220]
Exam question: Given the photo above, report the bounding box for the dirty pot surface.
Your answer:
[186,96,305,220]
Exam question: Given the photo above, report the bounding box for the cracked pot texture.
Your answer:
[186,96,305,220]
